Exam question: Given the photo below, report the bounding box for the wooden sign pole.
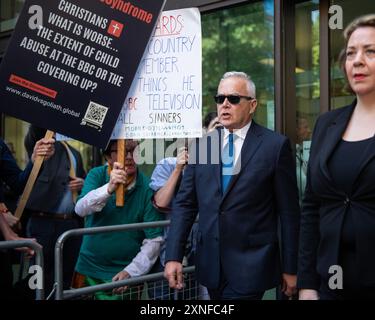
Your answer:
[15,130,55,219]
[115,139,126,206]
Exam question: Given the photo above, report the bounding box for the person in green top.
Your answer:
[73,140,164,300]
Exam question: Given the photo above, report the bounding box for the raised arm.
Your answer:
[152,148,188,210]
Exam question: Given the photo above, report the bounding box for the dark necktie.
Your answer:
[222,133,235,193]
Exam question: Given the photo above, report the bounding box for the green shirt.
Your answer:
[75,165,163,280]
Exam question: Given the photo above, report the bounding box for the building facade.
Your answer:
[0,0,371,198]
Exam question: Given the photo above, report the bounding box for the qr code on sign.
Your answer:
[81,101,108,130]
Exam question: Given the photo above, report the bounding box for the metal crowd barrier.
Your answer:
[61,266,197,300]
[0,239,44,300]
[54,220,202,300]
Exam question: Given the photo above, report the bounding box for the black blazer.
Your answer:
[165,122,300,293]
[298,101,375,290]
[0,139,31,200]
[24,125,86,213]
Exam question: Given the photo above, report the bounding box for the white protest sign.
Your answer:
[111,8,202,140]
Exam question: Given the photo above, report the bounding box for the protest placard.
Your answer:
[111,8,202,140]
[0,0,165,148]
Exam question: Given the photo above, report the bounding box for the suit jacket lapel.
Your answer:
[198,127,222,194]
[221,121,263,201]
[212,128,222,192]
[318,103,355,184]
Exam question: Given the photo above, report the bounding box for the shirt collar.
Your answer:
[223,121,252,142]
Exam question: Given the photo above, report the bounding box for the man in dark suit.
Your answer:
[164,71,300,300]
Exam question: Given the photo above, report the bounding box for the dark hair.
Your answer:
[203,111,218,129]
[102,140,117,157]
[103,139,139,157]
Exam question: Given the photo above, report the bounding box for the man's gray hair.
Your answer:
[221,71,256,98]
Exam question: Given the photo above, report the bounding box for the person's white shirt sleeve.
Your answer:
[75,183,111,217]
[124,236,164,277]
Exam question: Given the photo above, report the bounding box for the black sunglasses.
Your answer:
[214,94,254,104]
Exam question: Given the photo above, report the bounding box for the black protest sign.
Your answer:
[0,0,165,148]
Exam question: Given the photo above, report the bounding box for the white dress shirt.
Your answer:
[222,121,252,168]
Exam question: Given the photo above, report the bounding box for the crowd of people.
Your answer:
[1,14,375,300]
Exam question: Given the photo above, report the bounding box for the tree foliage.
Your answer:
[201,2,274,127]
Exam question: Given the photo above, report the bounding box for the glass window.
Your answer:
[0,0,24,32]
[330,0,373,109]
[201,0,275,129]
[3,115,29,169]
[295,1,320,202]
